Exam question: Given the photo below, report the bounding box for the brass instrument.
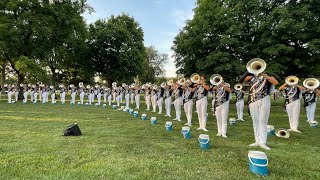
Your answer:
[303,78,320,90]
[275,128,290,138]
[234,83,243,90]
[285,76,299,86]
[4,83,7,87]
[210,74,223,86]
[190,73,200,84]
[122,83,127,88]
[112,82,117,87]
[167,79,174,86]
[161,82,166,88]
[246,58,266,75]
[153,85,158,90]
[178,78,186,86]
[20,83,24,87]
[50,85,54,89]
[70,84,75,88]
[79,82,83,87]
[86,85,91,89]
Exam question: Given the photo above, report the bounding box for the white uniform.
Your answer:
[70,87,77,104]
[173,86,183,121]
[51,88,56,103]
[195,85,208,130]
[151,89,157,112]
[96,88,102,105]
[124,88,130,108]
[283,86,301,131]
[214,86,230,137]
[183,87,194,126]
[135,89,140,109]
[60,87,66,104]
[302,90,317,122]
[157,88,165,114]
[145,88,151,111]
[234,90,245,120]
[79,87,85,104]
[164,87,172,117]
[7,86,13,103]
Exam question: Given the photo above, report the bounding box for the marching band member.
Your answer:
[107,87,112,106]
[173,81,183,121]
[151,85,158,112]
[116,86,121,106]
[302,78,320,122]
[120,86,124,104]
[0,85,2,99]
[23,84,28,103]
[157,83,165,114]
[70,84,77,104]
[134,85,141,109]
[191,75,210,131]
[211,77,232,138]
[130,85,134,104]
[30,84,35,102]
[60,84,66,104]
[102,86,107,103]
[124,85,130,108]
[41,84,47,103]
[144,85,151,111]
[86,85,91,104]
[240,58,278,150]
[14,84,19,101]
[233,84,245,121]
[79,83,85,104]
[7,84,13,103]
[183,80,194,126]
[90,86,95,104]
[33,85,39,103]
[164,81,173,117]
[96,85,102,105]
[50,85,56,104]
[279,76,304,133]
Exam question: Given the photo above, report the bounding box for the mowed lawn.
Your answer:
[0,95,319,180]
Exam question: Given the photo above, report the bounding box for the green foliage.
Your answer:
[172,0,320,84]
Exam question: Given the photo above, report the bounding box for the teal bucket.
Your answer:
[141,114,147,120]
[150,117,157,125]
[181,126,191,139]
[229,118,236,126]
[248,151,268,176]
[267,125,275,136]
[198,134,210,150]
[129,109,134,114]
[133,111,139,118]
[125,108,130,112]
[309,121,318,128]
[77,102,81,106]
[112,105,117,110]
[103,104,107,108]
[165,121,173,131]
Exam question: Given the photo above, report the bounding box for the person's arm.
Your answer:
[262,74,278,85]
[297,85,306,91]
[200,82,210,91]
[279,83,287,91]
[244,76,253,83]
[220,83,232,93]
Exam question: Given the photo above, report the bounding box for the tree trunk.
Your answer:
[1,63,5,93]
[52,71,56,86]
[17,74,25,100]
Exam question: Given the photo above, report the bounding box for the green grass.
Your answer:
[0,95,319,179]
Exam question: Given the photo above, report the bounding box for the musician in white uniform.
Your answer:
[183,80,194,126]
[144,86,151,111]
[14,84,19,101]
[116,86,121,106]
[124,85,130,108]
[102,86,107,104]
[130,86,134,104]
[60,85,66,104]
[233,84,245,121]
[279,79,304,133]
[157,85,165,114]
[106,87,112,105]
[23,84,28,103]
[134,85,141,109]
[50,85,56,104]
[212,82,232,138]
[173,83,183,121]
[96,85,102,105]
[70,84,77,104]
[7,84,13,103]
[302,88,319,122]
[164,84,173,117]
[241,58,278,150]
[151,86,158,112]
[78,84,85,104]
[33,85,39,103]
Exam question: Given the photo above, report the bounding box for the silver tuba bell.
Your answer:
[275,128,290,138]
[79,82,83,88]
[285,76,299,86]
[161,82,166,88]
[210,74,223,86]
[178,78,186,86]
[167,79,174,86]
[246,58,266,75]
[234,83,242,90]
[190,73,200,84]
[122,83,127,88]
[303,78,319,90]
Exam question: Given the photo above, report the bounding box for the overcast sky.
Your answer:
[83,0,196,77]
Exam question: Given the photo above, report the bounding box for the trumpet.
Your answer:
[190,73,200,84]
[167,79,174,86]
[246,58,266,75]
[285,76,299,86]
[178,78,186,86]
[275,128,290,138]
[234,83,243,90]
[161,82,166,88]
[210,74,223,86]
[303,78,319,90]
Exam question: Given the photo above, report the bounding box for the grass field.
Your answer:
[0,94,319,180]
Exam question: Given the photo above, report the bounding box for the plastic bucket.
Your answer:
[103,104,107,108]
[141,114,147,120]
[129,109,134,114]
[198,134,210,150]
[181,126,190,139]
[150,117,157,125]
[165,121,173,131]
[309,121,318,128]
[248,150,268,176]
[267,125,275,136]
[229,118,236,126]
[126,108,130,112]
[77,102,81,106]
[112,105,116,110]
[133,111,139,118]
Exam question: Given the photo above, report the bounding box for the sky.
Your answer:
[82,0,196,77]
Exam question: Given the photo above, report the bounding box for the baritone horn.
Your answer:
[234,83,243,90]
[303,78,320,90]
[275,128,290,138]
[190,73,200,83]
[178,77,186,86]
[285,76,299,86]
[79,82,83,87]
[167,79,174,86]
[246,58,266,75]
[161,82,166,88]
[210,74,223,86]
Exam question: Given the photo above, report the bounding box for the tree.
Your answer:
[172,0,320,85]
[88,14,146,86]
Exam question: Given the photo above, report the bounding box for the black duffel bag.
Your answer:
[63,123,82,136]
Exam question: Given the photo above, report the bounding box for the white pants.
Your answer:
[39,90,42,101]
[34,92,38,103]
[306,102,316,121]
[184,100,193,125]
[125,94,130,108]
[113,92,116,101]
[71,92,76,104]
[51,93,56,103]
[91,93,95,103]
[249,96,270,145]
[196,97,208,129]
[131,93,134,104]
[174,97,183,120]
[151,95,157,112]
[60,92,66,104]
[286,99,300,130]
[15,91,19,101]
[165,97,172,116]
[103,93,107,103]
[97,93,102,105]
[120,93,123,103]
[45,92,49,102]
[145,95,151,110]
[116,95,120,106]
[157,97,163,114]
[211,100,215,115]
[80,92,85,104]
[7,91,12,103]
[30,91,34,102]
[236,99,244,120]
[42,92,46,103]
[88,94,91,104]
[135,94,140,109]
[23,91,28,103]
[216,101,229,135]
[108,95,112,105]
